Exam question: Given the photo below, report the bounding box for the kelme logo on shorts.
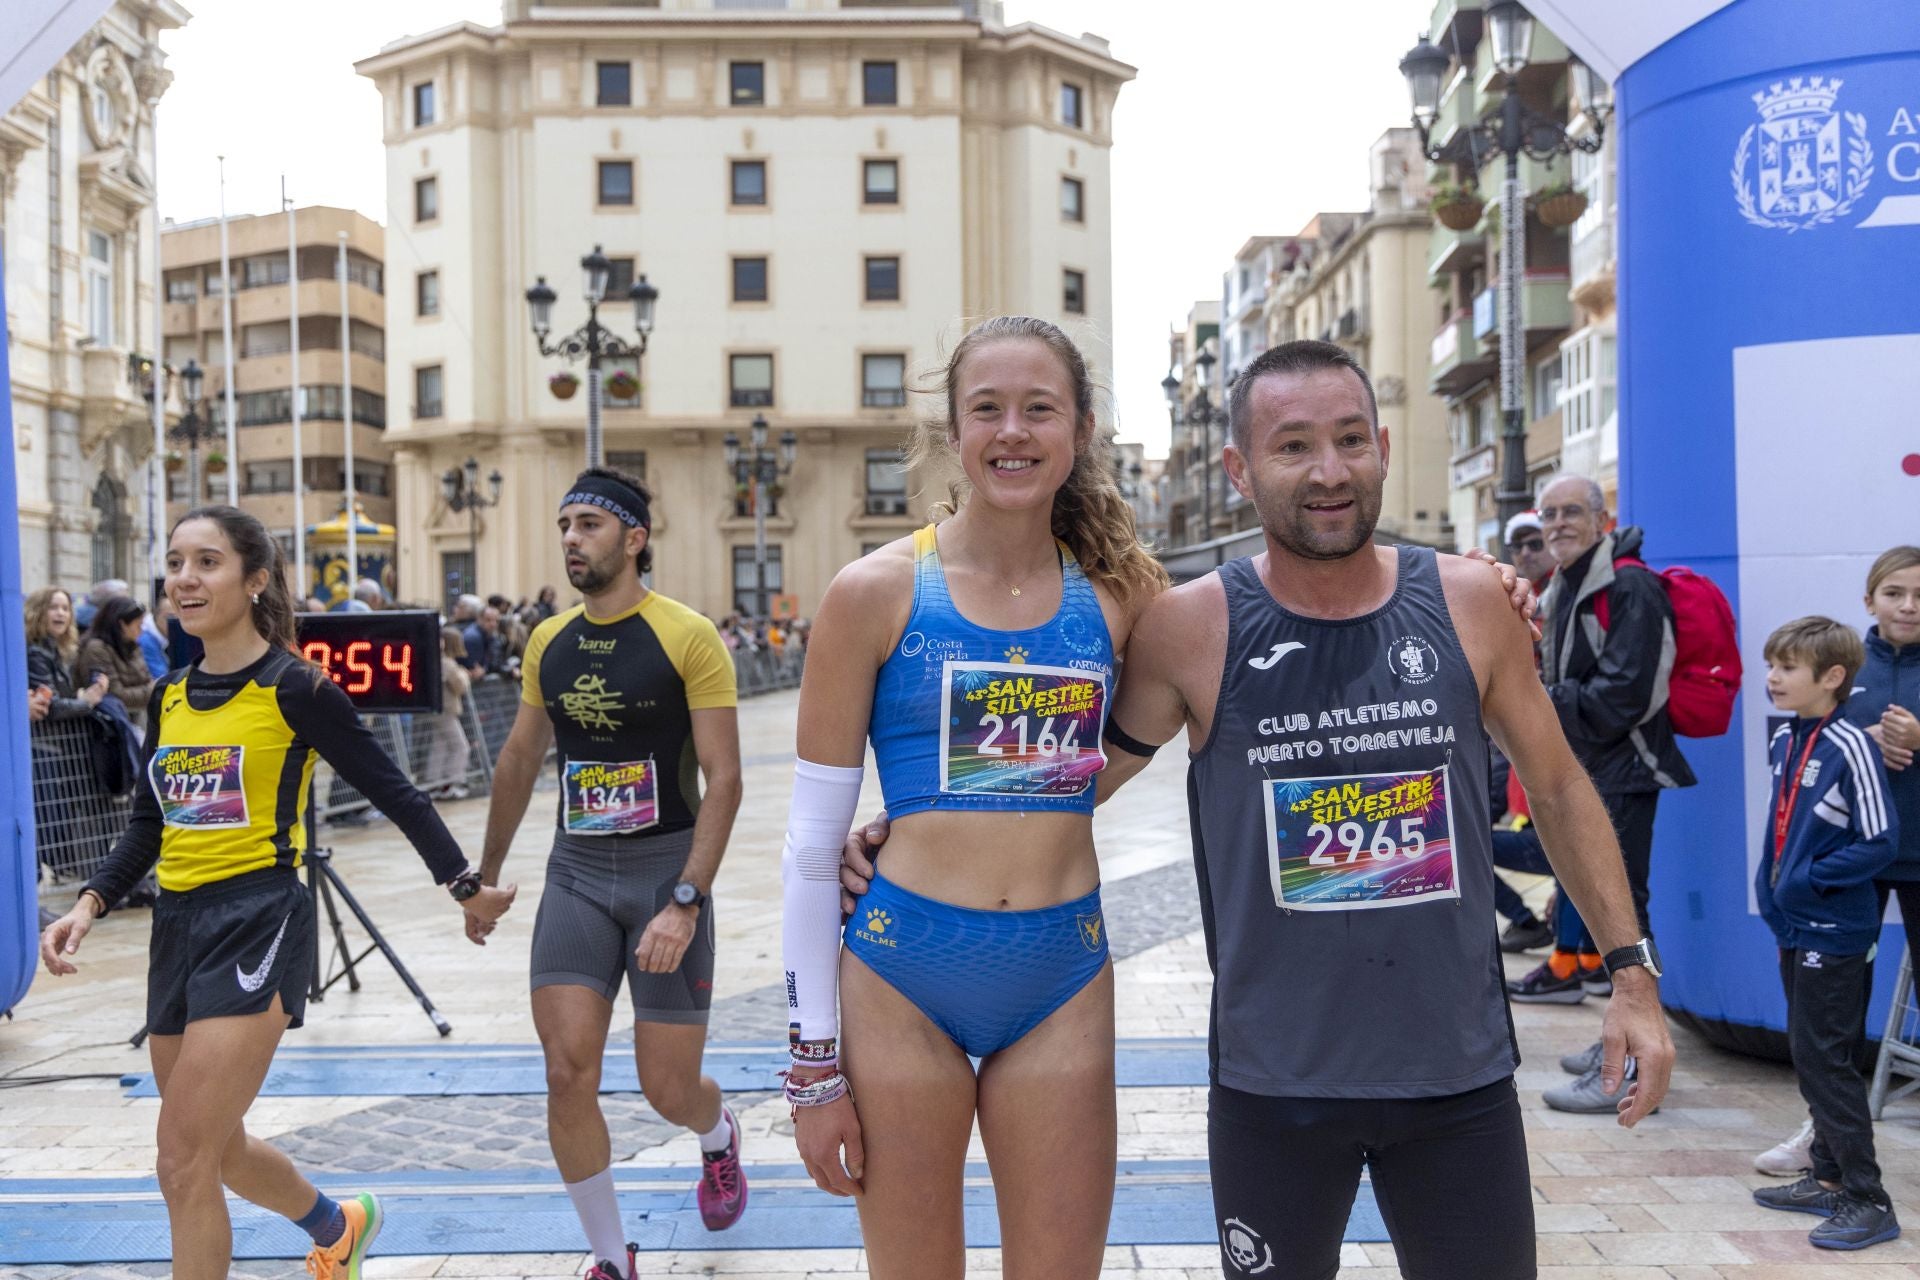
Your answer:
[854,908,897,949]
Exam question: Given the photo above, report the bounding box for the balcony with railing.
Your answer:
[1429,311,1495,397]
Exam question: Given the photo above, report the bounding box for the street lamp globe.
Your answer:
[440,467,460,505]
[723,432,741,469]
[1398,34,1450,128]
[1486,1,1535,79]
[750,413,769,452]
[487,469,504,503]
[180,357,204,408]
[462,456,480,494]
[779,429,798,470]
[629,274,658,336]
[1570,57,1613,121]
[1161,371,1180,406]
[581,245,612,304]
[525,277,557,339]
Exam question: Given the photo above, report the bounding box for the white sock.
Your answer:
[563,1167,628,1274]
[696,1104,733,1154]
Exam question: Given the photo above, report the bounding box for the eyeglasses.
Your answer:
[1538,504,1589,523]
[1508,536,1545,553]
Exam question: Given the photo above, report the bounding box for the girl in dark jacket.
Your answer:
[1861,546,1920,953]
[25,586,109,891]
[77,595,158,730]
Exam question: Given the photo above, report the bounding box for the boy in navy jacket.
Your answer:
[1752,616,1901,1249]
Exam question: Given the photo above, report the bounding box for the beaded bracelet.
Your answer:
[784,1070,850,1109]
[789,1038,838,1063]
[791,1053,839,1072]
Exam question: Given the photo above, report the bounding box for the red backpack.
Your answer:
[1592,557,1741,738]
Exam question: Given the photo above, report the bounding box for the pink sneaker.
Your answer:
[696,1106,748,1231]
[582,1244,636,1280]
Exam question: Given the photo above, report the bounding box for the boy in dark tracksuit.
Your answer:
[1753,616,1901,1250]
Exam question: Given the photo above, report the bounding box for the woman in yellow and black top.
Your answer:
[39,506,516,1280]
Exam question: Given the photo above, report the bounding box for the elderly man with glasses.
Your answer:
[1510,473,1696,1114]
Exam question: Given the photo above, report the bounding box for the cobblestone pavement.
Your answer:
[8,689,1920,1277]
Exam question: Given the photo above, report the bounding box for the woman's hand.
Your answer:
[40,896,101,975]
[1868,721,1914,772]
[1883,704,1920,752]
[79,672,109,707]
[794,1089,865,1196]
[840,813,888,914]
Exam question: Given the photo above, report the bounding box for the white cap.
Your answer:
[1504,510,1543,542]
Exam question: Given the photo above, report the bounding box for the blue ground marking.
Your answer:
[0,1162,1389,1263]
[120,1038,1213,1098]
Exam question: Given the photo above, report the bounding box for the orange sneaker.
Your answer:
[304,1192,382,1280]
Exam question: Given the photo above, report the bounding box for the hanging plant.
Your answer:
[767,481,786,502]
[162,450,184,474]
[549,371,580,400]
[204,451,228,474]
[605,369,640,400]
[1531,179,1589,228]
[1430,183,1485,232]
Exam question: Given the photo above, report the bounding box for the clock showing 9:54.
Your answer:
[293,611,445,714]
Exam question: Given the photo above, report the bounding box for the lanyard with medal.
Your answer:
[1772,710,1835,872]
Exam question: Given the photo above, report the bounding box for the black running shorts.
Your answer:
[530,829,715,1023]
[1208,1076,1535,1280]
[147,866,314,1036]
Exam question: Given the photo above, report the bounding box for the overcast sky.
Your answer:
[153,0,1416,456]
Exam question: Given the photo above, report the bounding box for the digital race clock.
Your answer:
[294,611,444,714]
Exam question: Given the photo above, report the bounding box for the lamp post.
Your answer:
[1400,1,1610,527]
[1160,369,1183,542]
[169,359,211,504]
[440,456,503,603]
[722,413,797,618]
[1188,348,1229,540]
[527,245,658,469]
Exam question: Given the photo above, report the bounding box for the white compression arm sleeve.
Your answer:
[781,758,866,1043]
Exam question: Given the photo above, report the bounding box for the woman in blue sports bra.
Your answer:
[777,316,1167,1278]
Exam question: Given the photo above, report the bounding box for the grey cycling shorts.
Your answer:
[530,828,715,1024]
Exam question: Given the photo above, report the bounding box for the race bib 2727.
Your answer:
[150,744,250,829]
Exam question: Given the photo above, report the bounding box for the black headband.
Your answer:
[561,476,651,529]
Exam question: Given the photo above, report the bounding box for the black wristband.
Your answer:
[1103,719,1163,759]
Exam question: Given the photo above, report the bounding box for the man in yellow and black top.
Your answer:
[476,467,747,1275]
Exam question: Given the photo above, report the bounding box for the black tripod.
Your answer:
[129,777,450,1047]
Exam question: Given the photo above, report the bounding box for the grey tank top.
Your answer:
[1189,547,1516,1099]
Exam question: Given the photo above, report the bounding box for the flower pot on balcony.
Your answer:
[549,371,580,400]
[605,370,640,400]
[163,451,184,474]
[1532,188,1589,229]
[205,452,228,475]
[1431,186,1485,232]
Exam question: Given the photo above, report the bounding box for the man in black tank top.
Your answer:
[1100,342,1675,1279]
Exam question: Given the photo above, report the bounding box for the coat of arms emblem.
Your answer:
[1732,75,1873,232]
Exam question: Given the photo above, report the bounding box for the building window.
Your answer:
[416,270,439,317]
[238,389,292,426]
[243,461,294,495]
[1558,328,1615,442]
[1531,357,1564,422]
[863,158,899,205]
[1061,176,1084,223]
[240,321,291,358]
[732,256,769,303]
[862,353,906,407]
[85,230,112,343]
[354,461,393,498]
[344,253,384,294]
[416,365,444,418]
[597,61,631,107]
[349,320,384,361]
[441,550,475,608]
[598,160,634,206]
[732,545,782,616]
[863,60,897,105]
[605,256,635,298]
[730,62,764,107]
[729,354,773,407]
[165,272,196,303]
[605,450,648,481]
[412,81,435,127]
[1060,81,1083,128]
[1062,268,1086,315]
[865,448,908,515]
[731,159,767,206]
[865,256,900,302]
[241,255,289,289]
[414,176,439,223]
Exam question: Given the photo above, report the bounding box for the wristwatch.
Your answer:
[672,881,707,910]
[1603,936,1663,979]
[447,867,484,903]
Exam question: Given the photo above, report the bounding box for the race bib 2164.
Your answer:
[938,661,1107,798]
[149,744,250,829]
[563,758,659,835]
[1262,765,1458,911]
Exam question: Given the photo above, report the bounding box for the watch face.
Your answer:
[1641,937,1663,976]
[673,883,698,907]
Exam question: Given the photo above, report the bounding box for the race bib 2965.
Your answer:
[1262,764,1458,911]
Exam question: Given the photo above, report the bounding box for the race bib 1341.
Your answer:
[1262,764,1458,911]
[938,661,1107,798]
[149,744,250,829]
[563,758,659,835]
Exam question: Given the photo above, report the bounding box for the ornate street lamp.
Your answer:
[169,358,211,502]
[1400,4,1608,527]
[441,456,504,602]
[1189,348,1229,540]
[527,244,659,468]
[723,412,798,618]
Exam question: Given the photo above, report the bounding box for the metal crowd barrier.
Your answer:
[30,654,803,904]
[1870,950,1920,1117]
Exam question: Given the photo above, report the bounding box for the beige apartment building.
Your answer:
[3,1,188,594]
[160,208,393,593]
[1265,130,1449,549]
[356,0,1132,618]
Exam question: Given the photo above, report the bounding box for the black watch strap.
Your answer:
[673,881,707,909]
[448,868,484,902]
[1603,939,1659,978]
